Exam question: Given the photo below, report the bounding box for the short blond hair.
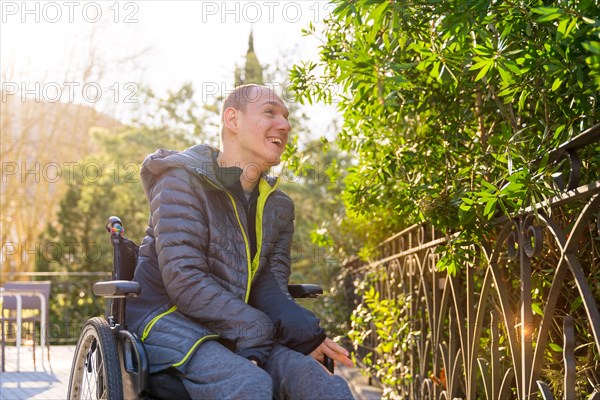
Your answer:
[221,84,264,122]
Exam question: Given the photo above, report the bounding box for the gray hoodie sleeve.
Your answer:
[149,168,274,365]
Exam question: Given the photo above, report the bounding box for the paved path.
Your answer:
[0,345,382,399]
[1,345,75,400]
[336,366,383,400]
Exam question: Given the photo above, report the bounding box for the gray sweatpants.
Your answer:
[180,341,355,400]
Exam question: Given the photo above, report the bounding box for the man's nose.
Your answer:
[277,117,291,133]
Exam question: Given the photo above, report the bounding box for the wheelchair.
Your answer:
[67,217,333,399]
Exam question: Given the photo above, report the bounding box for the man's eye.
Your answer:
[265,109,273,114]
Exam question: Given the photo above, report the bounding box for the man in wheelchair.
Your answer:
[73,84,354,399]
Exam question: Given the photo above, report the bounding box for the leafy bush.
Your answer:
[291,0,600,267]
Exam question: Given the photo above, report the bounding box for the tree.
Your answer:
[291,1,600,396]
[36,87,199,330]
[291,0,600,272]
[235,30,265,86]
[278,138,358,336]
[1,25,147,275]
[0,95,121,275]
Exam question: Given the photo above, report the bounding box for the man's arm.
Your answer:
[268,198,296,296]
[264,194,355,369]
[249,269,326,354]
[251,196,328,354]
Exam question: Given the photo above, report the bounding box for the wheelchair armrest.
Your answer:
[118,329,149,397]
[287,284,323,299]
[93,280,141,298]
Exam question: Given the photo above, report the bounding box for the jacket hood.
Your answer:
[140,144,217,200]
[140,144,278,199]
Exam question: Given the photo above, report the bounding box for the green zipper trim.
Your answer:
[205,179,253,302]
[204,176,279,302]
[172,334,219,367]
[226,189,253,302]
[252,178,279,281]
[141,305,178,341]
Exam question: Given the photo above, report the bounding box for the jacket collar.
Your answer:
[141,144,279,198]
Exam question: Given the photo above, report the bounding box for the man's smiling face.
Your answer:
[234,87,291,170]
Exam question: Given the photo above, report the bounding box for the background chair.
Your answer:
[1,280,51,371]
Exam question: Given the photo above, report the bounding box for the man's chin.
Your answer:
[253,160,279,175]
[266,157,282,167]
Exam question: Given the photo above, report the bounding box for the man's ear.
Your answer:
[223,107,239,134]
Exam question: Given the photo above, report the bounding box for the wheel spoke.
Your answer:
[68,317,121,400]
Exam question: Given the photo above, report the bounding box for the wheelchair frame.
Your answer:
[67,217,332,399]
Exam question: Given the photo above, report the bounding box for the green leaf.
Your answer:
[473,46,494,56]
[504,60,523,75]
[531,6,561,14]
[474,61,493,81]
[497,66,513,84]
[548,343,563,352]
[532,7,565,22]
[556,18,568,42]
[582,16,598,25]
[586,55,600,67]
[458,207,475,225]
[518,89,530,112]
[367,1,389,25]
[470,59,492,70]
[538,13,565,22]
[481,181,497,191]
[430,61,440,79]
[564,18,578,39]
[483,198,497,219]
[582,41,600,55]
[570,296,583,312]
[551,77,563,91]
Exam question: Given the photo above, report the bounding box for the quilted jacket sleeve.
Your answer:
[251,195,327,354]
[269,196,295,295]
[149,169,274,365]
[249,269,326,355]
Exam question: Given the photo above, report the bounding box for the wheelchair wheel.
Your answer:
[68,317,123,399]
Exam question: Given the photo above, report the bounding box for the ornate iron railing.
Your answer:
[345,124,600,399]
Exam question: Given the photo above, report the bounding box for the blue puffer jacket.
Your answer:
[126,144,323,373]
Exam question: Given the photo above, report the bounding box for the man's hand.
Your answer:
[309,338,354,371]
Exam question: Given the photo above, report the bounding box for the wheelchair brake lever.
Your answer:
[324,355,334,373]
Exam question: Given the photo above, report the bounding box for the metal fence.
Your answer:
[345,124,600,399]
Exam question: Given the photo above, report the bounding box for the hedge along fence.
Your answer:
[345,124,600,399]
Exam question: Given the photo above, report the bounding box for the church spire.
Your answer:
[248,30,255,54]
[234,30,264,86]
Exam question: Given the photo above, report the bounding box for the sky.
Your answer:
[1,0,339,136]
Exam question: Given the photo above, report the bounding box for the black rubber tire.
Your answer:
[68,317,123,399]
